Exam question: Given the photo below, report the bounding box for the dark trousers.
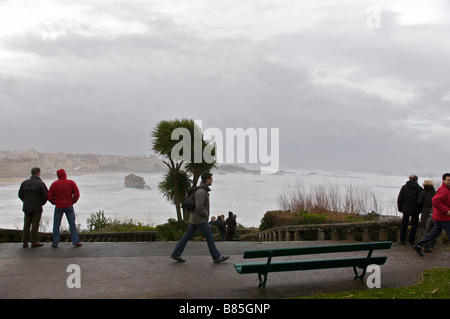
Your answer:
[400,212,419,243]
[416,221,450,248]
[22,212,42,244]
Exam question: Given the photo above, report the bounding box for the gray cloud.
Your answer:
[0,0,449,173]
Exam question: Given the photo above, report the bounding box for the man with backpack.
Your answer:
[170,172,229,263]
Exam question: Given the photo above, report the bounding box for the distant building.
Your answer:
[0,158,36,177]
[0,149,165,177]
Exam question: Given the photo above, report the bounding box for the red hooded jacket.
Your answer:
[47,169,80,209]
[432,183,450,222]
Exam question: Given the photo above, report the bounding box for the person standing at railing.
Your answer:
[397,175,423,245]
[18,167,48,248]
[417,180,436,251]
[47,169,82,248]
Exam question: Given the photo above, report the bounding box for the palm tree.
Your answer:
[158,169,191,221]
[185,123,217,187]
[152,118,217,221]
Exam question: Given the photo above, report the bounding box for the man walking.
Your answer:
[170,172,229,263]
[18,167,48,248]
[414,173,450,256]
[397,175,423,245]
[47,169,82,247]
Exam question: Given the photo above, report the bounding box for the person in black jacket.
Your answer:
[18,167,48,248]
[213,215,226,241]
[417,180,436,229]
[226,211,236,241]
[417,180,437,252]
[397,175,423,245]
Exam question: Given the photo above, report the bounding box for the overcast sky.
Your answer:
[1,0,449,173]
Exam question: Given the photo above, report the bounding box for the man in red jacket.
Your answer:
[414,173,450,256]
[48,169,82,248]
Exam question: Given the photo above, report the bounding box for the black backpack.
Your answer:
[182,186,199,211]
[183,186,209,210]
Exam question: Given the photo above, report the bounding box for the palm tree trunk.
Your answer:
[176,204,182,221]
[182,207,189,221]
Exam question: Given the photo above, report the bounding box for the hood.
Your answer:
[199,182,211,192]
[57,169,67,180]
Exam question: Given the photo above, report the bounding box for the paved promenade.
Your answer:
[0,241,448,299]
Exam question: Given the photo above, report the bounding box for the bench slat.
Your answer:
[243,241,392,259]
[234,256,387,274]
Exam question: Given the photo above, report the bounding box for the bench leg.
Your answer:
[352,266,367,283]
[258,272,268,292]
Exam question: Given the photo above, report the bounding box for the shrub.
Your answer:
[259,210,295,231]
[278,178,384,215]
[293,211,327,225]
[259,209,383,231]
[156,218,219,241]
[87,210,112,232]
[156,218,190,241]
[105,218,155,232]
[87,210,155,232]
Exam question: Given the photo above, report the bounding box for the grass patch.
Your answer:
[300,267,450,299]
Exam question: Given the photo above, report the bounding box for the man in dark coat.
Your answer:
[18,167,48,248]
[226,211,236,241]
[397,175,423,245]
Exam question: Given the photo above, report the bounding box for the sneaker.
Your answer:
[31,243,43,248]
[214,255,229,263]
[73,243,83,247]
[171,255,186,263]
[413,244,424,257]
[51,244,58,248]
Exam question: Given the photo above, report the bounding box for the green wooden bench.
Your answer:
[234,241,392,291]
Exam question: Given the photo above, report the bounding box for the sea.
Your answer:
[0,169,442,231]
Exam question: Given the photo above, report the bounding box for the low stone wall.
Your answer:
[0,228,157,243]
[239,220,406,242]
[3,221,447,244]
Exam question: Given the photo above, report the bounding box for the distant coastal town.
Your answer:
[0,149,166,178]
[0,149,279,179]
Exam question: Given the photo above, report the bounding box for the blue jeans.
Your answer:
[171,222,221,261]
[415,221,450,248]
[52,206,80,246]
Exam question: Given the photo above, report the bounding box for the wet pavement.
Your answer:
[0,241,448,299]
